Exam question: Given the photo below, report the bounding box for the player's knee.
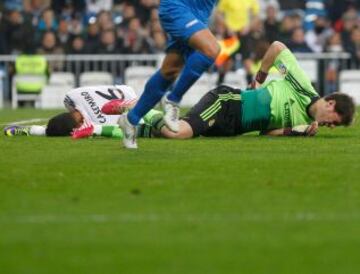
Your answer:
[202,42,221,59]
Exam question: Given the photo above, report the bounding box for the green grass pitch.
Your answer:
[1,108,360,274]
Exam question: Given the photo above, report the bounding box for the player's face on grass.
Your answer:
[71,110,84,128]
[316,100,342,128]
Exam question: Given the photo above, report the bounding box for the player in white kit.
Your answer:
[4,85,160,138]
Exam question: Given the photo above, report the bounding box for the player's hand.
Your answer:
[247,80,260,90]
[291,122,318,136]
[306,121,318,136]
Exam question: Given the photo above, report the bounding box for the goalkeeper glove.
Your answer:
[284,122,318,136]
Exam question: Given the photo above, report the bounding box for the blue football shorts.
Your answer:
[158,1,208,56]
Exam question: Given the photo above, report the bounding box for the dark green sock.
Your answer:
[137,124,152,138]
[150,113,166,131]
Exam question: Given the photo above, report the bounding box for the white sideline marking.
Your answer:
[0,212,358,224]
[0,118,48,126]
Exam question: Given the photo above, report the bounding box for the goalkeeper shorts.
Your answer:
[182,85,242,137]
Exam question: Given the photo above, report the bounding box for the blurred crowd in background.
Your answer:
[0,0,165,56]
[0,0,359,89]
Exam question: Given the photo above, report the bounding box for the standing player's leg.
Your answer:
[166,29,220,104]
[119,52,184,149]
[119,0,219,148]
[162,32,220,133]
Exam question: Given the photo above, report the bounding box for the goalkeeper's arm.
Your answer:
[261,122,318,137]
[249,41,287,89]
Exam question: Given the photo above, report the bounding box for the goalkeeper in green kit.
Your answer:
[129,41,355,139]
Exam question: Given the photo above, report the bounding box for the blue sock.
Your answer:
[127,70,173,125]
[167,52,215,103]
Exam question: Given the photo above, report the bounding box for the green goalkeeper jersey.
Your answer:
[240,49,319,133]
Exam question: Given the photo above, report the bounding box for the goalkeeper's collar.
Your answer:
[306,96,320,119]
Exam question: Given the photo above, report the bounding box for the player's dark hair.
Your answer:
[46,112,77,136]
[324,92,356,126]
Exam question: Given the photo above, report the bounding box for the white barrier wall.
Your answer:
[339,70,360,105]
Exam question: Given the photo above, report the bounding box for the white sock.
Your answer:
[93,125,102,136]
[30,125,46,136]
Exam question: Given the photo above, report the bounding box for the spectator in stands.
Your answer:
[68,35,87,54]
[263,3,280,43]
[37,31,64,71]
[0,7,4,48]
[119,2,136,28]
[329,0,360,25]
[151,31,167,53]
[305,15,333,53]
[97,10,114,31]
[338,8,359,48]
[303,0,328,32]
[278,13,300,45]
[135,0,158,26]
[97,29,124,54]
[57,18,72,51]
[4,0,23,12]
[122,17,153,54]
[325,32,344,53]
[68,13,84,36]
[325,32,345,94]
[148,8,163,35]
[51,0,85,17]
[86,0,113,14]
[0,27,6,54]
[278,0,305,10]
[23,0,49,27]
[287,27,313,53]
[67,35,87,74]
[84,19,100,53]
[346,26,360,67]
[37,8,58,32]
[1,9,35,54]
[258,0,280,16]
[148,8,166,52]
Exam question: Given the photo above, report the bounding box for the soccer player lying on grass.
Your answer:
[4,85,160,139]
[105,41,355,139]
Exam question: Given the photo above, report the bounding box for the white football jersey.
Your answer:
[64,85,137,125]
